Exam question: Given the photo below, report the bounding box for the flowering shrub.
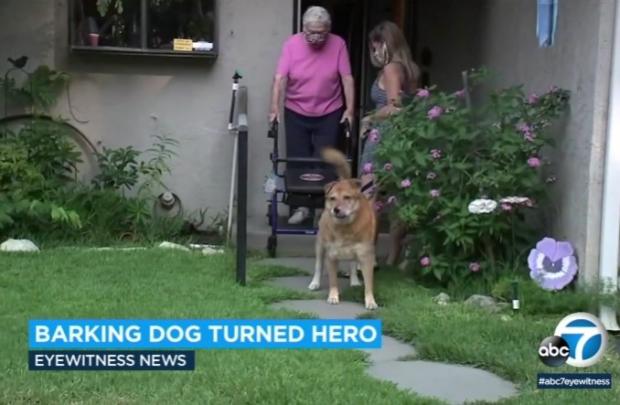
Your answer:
[372,68,570,285]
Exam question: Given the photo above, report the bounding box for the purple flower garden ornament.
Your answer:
[527,237,578,291]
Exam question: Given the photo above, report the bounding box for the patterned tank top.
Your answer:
[370,67,414,109]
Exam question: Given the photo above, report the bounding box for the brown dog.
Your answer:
[307,148,378,310]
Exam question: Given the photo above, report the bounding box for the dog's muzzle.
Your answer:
[332,207,348,219]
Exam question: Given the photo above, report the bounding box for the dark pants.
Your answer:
[284,106,343,171]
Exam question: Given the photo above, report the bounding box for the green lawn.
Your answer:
[1,248,618,404]
[0,249,436,405]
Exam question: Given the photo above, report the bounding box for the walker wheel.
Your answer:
[267,235,277,258]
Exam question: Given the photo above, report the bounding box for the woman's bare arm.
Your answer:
[370,63,404,121]
[269,74,286,122]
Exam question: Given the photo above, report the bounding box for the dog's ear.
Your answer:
[324,181,337,195]
[348,179,363,190]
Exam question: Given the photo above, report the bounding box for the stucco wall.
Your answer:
[0,0,292,231]
[0,0,56,69]
[1,1,615,275]
[415,0,614,282]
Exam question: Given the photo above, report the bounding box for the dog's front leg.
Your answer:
[359,252,378,310]
[326,257,339,304]
[308,239,323,290]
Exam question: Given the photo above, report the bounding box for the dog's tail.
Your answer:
[321,147,351,179]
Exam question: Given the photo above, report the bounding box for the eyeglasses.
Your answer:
[304,30,327,40]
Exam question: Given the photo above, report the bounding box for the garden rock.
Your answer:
[0,239,39,252]
[90,247,147,251]
[158,241,191,252]
[201,246,224,255]
[465,294,505,313]
[433,292,451,306]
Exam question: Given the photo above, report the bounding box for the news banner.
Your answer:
[28,319,382,371]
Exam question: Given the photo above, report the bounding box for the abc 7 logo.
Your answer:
[538,312,608,368]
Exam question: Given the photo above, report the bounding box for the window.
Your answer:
[70,0,217,58]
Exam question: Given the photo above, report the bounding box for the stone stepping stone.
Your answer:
[270,299,369,320]
[256,257,315,275]
[367,360,517,405]
[270,300,416,362]
[256,257,354,276]
[362,335,416,363]
[266,276,352,294]
[264,258,518,404]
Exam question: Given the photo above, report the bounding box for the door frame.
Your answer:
[599,0,620,331]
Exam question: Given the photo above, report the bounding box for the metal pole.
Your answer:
[226,71,243,244]
[228,71,242,131]
[140,0,147,49]
[226,136,238,243]
[462,70,472,109]
[236,109,248,286]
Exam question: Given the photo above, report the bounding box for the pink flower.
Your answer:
[420,256,431,267]
[426,172,437,180]
[430,189,441,198]
[516,122,532,133]
[427,106,444,120]
[363,162,373,173]
[524,132,536,142]
[501,203,513,212]
[364,185,377,196]
[374,201,384,212]
[454,89,466,99]
[400,178,412,188]
[416,88,430,98]
[369,128,381,143]
[527,93,539,104]
[469,262,481,272]
[387,195,397,205]
[527,157,541,168]
[430,149,442,160]
[383,162,393,171]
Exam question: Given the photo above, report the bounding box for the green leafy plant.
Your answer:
[1,60,185,243]
[97,0,123,17]
[0,62,82,237]
[1,65,69,113]
[92,146,141,191]
[372,68,570,286]
[0,127,83,234]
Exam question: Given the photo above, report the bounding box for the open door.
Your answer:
[294,0,417,171]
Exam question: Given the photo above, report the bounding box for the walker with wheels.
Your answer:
[265,119,355,257]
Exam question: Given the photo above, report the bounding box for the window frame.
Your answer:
[68,0,218,59]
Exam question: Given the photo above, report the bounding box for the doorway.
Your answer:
[294,0,417,169]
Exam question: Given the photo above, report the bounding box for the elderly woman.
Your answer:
[270,6,355,225]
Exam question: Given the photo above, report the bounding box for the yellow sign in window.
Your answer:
[173,39,193,52]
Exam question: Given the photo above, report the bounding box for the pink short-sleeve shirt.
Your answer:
[276,33,352,117]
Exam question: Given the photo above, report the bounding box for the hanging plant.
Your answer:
[97,0,123,17]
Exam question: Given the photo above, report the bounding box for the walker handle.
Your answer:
[343,118,351,138]
[268,119,278,138]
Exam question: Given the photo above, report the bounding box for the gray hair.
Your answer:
[302,6,331,28]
